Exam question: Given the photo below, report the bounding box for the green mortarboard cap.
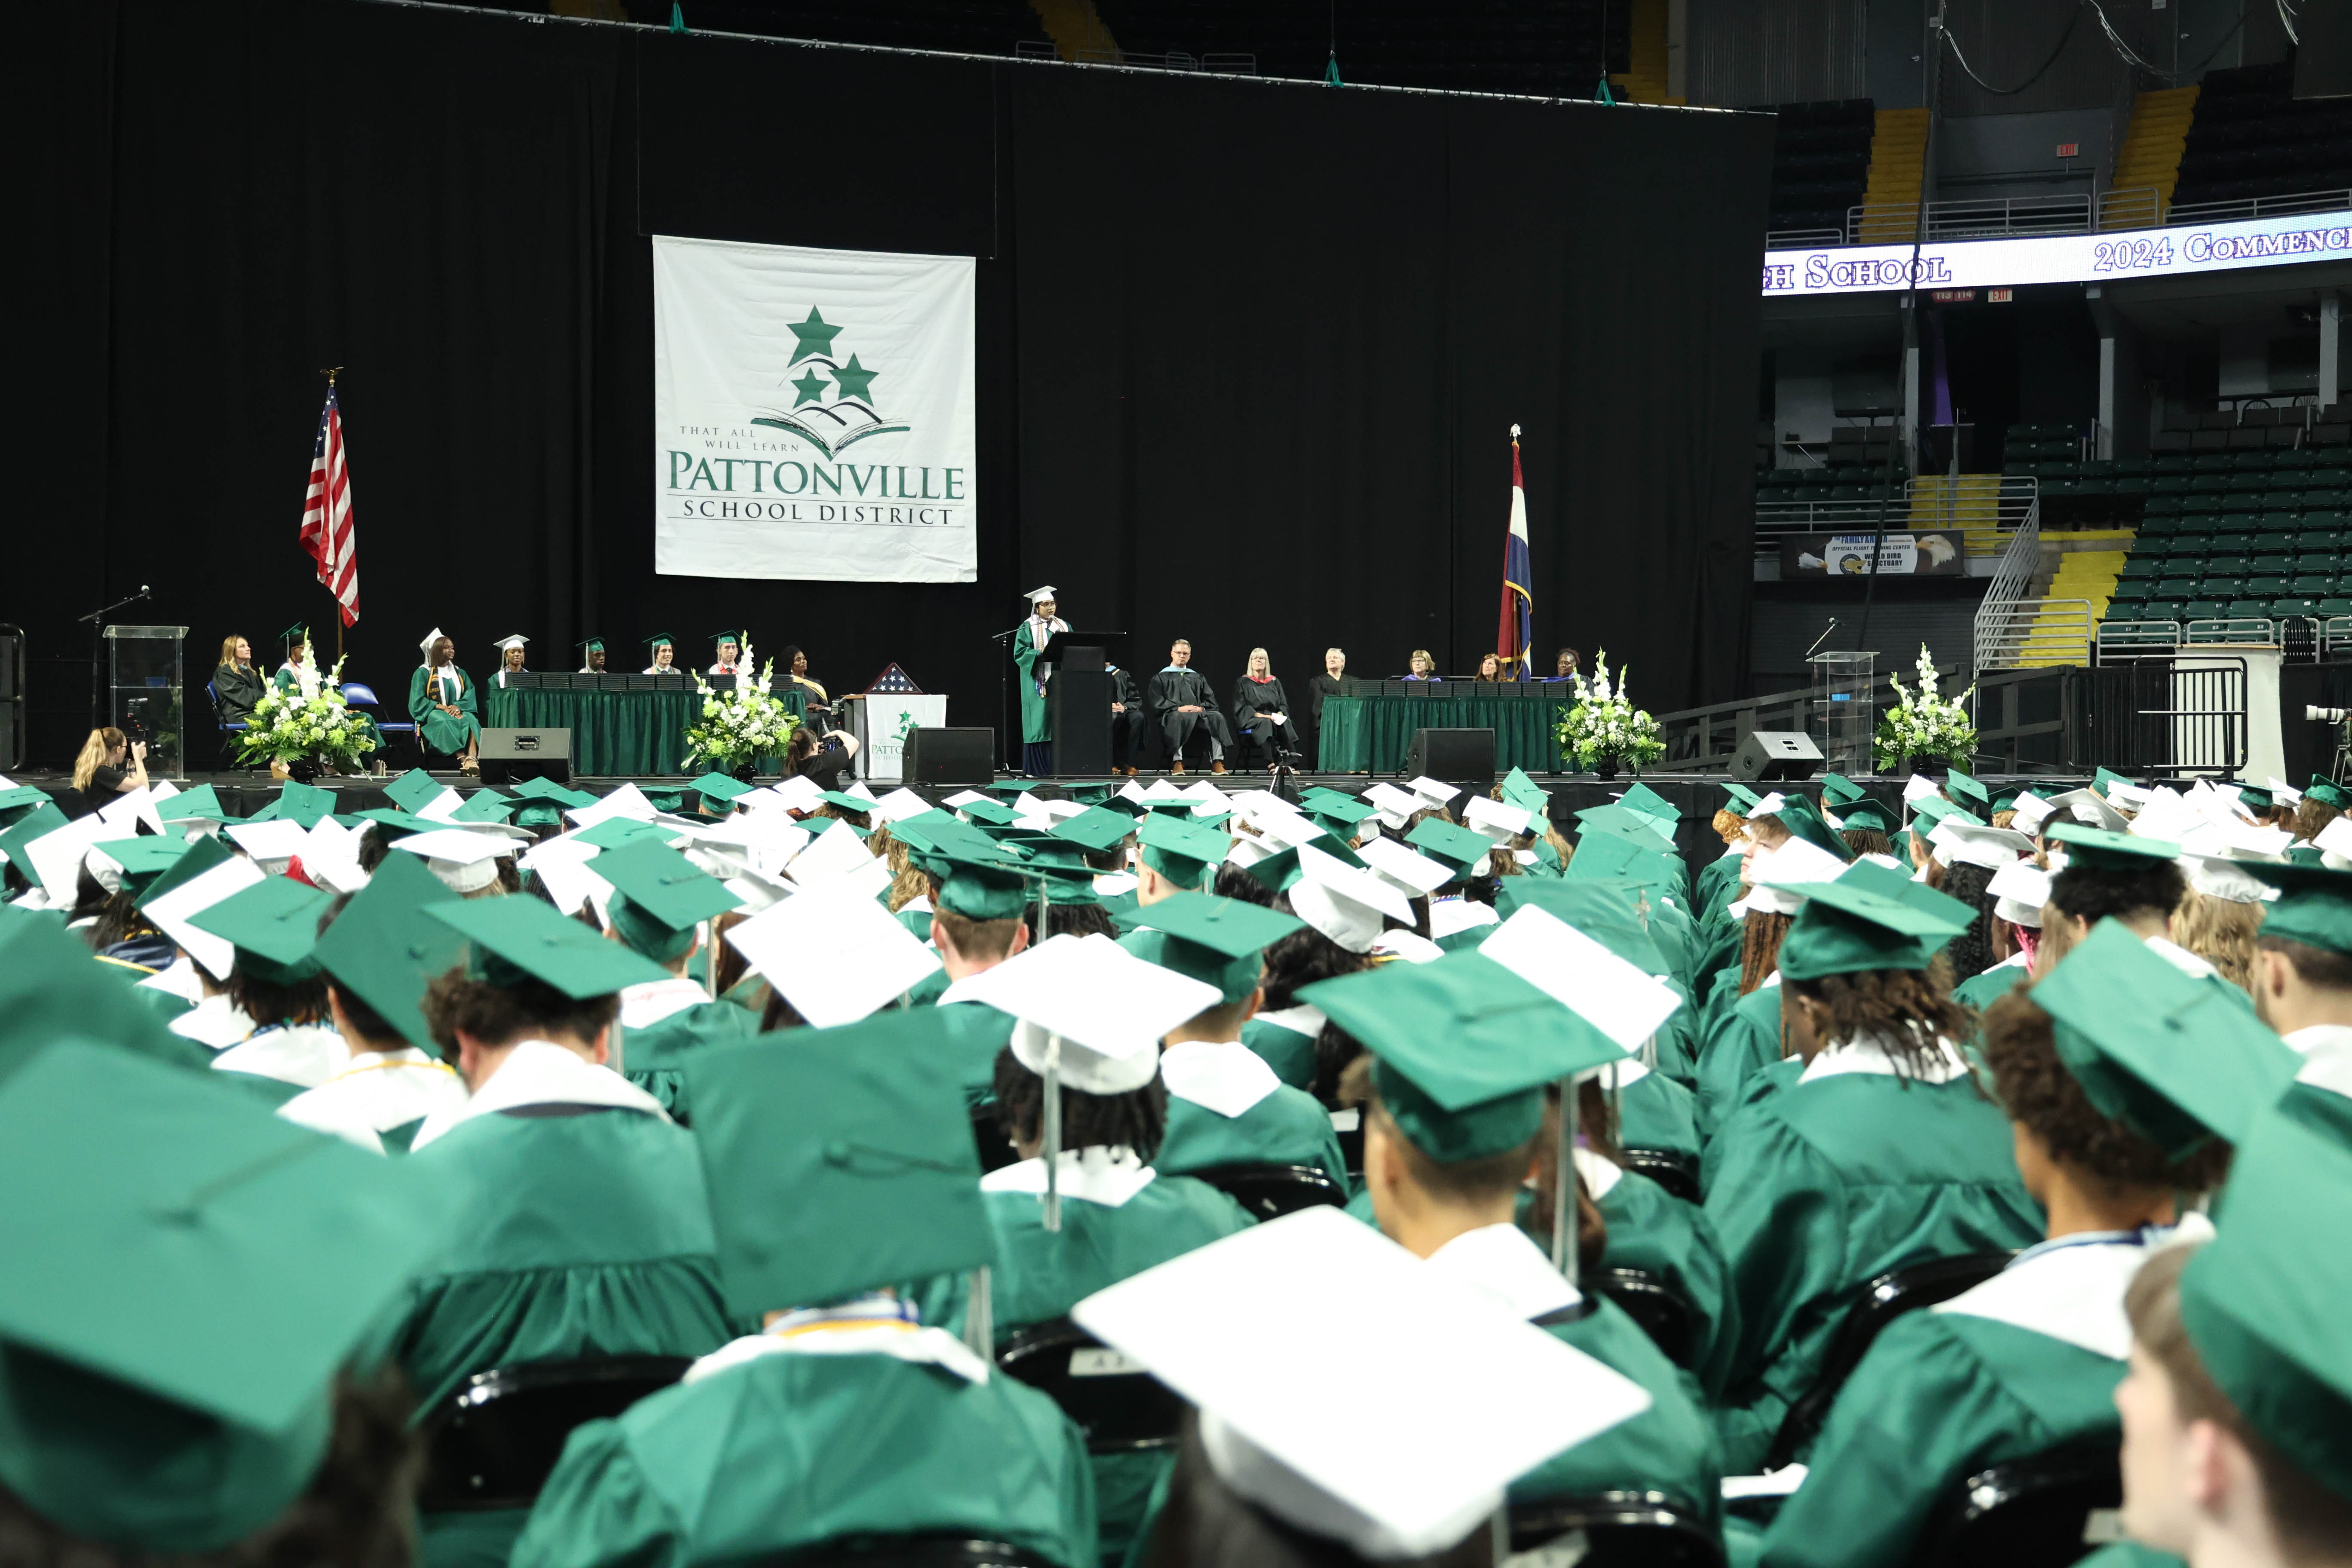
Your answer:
[690,1011,993,1314]
[382,769,442,813]
[0,803,68,880]
[0,1042,441,1552]
[1492,879,1671,976]
[424,893,672,996]
[983,779,1047,796]
[1501,768,1550,815]
[2307,775,2350,810]
[0,908,208,1081]
[643,633,674,649]
[1721,781,1763,811]
[2239,858,2352,956]
[1564,828,1675,890]
[573,817,677,851]
[1819,772,1867,808]
[2177,1114,2352,1504]
[512,802,566,831]
[1307,794,1378,829]
[451,790,518,825]
[576,637,605,654]
[157,784,230,824]
[818,791,873,816]
[1041,867,1102,907]
[1302,952,1623,1162]
[1774,868,1973,981]
[1990,791,2020,814]
[1945,769,1989,809]
[507,775,599,808]
[351,808,441,837]
[2032,919,2299,1156]
[1575,803,1676,852]
[89,837,195,899]
[638,787,690,815]
[2046,822,2178,870]
[931,844,1032,921]
[1115,893,1303,1004]
[2236,783,2275,815]
[688,771,755,805]
[1138,812,1229,891]
[277,622,308,646]
[890,808,999,860]
[710,629,741,647]
[1051,806,1135,856]
[2093,766,2132,795]
[311,851,470,1053]
[1614,783,1679,827]
[2288,845,2326,867]
[270,781,334,831]
[594,840,741,962]
[1769,797,1854,862]
[1243,846,1303,896]
[953,795,1020,826]
[1836,801,1893,835]
[0,787,52,827]
[187,877,332,986]
[1405,817,1492,880]
[135,834,233,914]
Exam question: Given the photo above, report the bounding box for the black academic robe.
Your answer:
[1109,666,1142,767]
[1147,667,1234,754]
[1230,676,1299,760]
[212,663,267,724]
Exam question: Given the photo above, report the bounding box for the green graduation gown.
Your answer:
[1584,1152,1740,1404]
[950,1154,1254,1566]
[618,991,761,1122]
[1694,848,1745,925]
[1759,1230,2171,1568]
[1152,1039,1348,1191]
[1612,1058,1704,1169]
[1014,619,1061,745]
[1951,953,2030,1015]
[1702,1041,2044,1475]
[1239,1007,1321,1092]
[1696,980,1787,1145]
[509,1328,1099,1568]
[392,1099,734,1568]
[935,995,1018,1107]
[409,665,483,757]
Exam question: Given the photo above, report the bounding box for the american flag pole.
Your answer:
[301,368,361,655]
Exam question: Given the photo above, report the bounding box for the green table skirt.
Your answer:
[1317,694,1567,773]
[483,688,806,776]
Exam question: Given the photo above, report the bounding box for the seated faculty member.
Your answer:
[1148,638,1234,775]
[211,632,266,726]
[1229,647,1298,769]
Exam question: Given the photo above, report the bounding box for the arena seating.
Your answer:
[1761,100,1874,241]
[1090,0,1626,94]
[2173,61,2352,209]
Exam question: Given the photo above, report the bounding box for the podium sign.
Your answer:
[856,693,949,783]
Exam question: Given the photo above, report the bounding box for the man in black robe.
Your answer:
[1306,646,1347,767]
[1146,638,1234,776]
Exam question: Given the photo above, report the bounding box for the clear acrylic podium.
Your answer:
[1808,651,1875,776]
[105,625,187,783]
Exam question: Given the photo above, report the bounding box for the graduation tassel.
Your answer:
[703,918,720,1001]
[1551,1075,1578,1288]
[1042,1031,1064,1234]
[964,1265,994,1358]
[1611,1056,1625,1128]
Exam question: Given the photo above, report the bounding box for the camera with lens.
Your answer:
[2309,705,2352,724]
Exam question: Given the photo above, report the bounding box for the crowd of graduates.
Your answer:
[2,749,2350,1568]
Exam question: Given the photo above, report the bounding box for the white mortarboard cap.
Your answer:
[785,817,875,886]
[1115,779,1149,806]
[1406,777,1460,808]
[1023,585,1058,604]
[300,818,372,896]
[2048,788,2128,833]
[418,626,445,661]
[144,857,267,981]
[845,781,880,805]
[413,787,467,822]
[2180,853,2276,906]
[943,790,990,810]
[1225,835,1279,871]
[2125,788,2201,845]
[24,815,119,900]
[1478,905,1682,1050]
[2105,779,2155,808]
[868,787,931,826]
[2008,790,2055,832]
[1289,843,1413,953]
[1742,791,1790,821]
[1986,859,2052,927]
[520,834,607,918]
[960,933,1219,1094]
[1731,836,1847,916]
[752,774,826,815]
[493,634,529,652]
[1362,783,1419,829]
[1141,778,1186,802]
[724,886,941,1027]
[1370,929,1446,964]
[1355,836,1454,899]
[389,829,508,894]
[1426,898,1499,940]
[721,866,793,915]
[1929,819,2034,870]
[222,819,312,873]
[1072,1208,1652,1561]
[1900,775,1941,806]
[2268,776,2305,807]
[1462,795,1534,843]
[96,785,166,839]
[565,782,658,828]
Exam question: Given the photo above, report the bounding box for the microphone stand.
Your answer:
[990,626,1022,775]
[80,586,152,742]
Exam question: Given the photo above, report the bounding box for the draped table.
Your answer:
[1315,692,1568,773]
[483,686,806,776]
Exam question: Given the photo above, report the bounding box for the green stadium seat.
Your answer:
[2186,600,2228,620]
[2252,552,2295,572]
[2247,576,2291,596]
[2319,598,2352,616]
[2293,573,2337,596]
[2164,535,2212,557]
[2144,494,2186,514]
[2260,511,2303,531]
[2156,576,2202,598]
[2137,514,2183,538]
[2220,493,2265,514]
[2119,558,2162,580]
[2274,599,2320,620]
[2211,514,2258,536]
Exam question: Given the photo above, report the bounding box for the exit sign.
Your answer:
[2056,142,2080,157]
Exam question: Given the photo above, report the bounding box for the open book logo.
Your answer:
[748,308,911,459]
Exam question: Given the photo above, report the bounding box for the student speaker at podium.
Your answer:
[1013,586,1068,776]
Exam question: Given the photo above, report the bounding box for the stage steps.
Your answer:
[2112,85,2200,221]
[1027,0,1114,59]
[2016,530,2135,667]
[1855,107,1929,243]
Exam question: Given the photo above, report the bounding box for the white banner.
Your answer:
[854,693,949,784]
[1762,206,2352,298]
[652,235,977,582]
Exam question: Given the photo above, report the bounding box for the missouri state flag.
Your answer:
[1497,425,1531,677]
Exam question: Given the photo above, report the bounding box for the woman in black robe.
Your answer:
[211,633,267,725]
[1229,647,1299,769]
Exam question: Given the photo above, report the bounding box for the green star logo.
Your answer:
[790,368,830,407]
[830,353,879,406]
[786,308,843,365]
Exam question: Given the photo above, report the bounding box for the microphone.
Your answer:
[1803,618,1841,659]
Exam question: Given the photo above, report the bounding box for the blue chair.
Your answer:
[343,682,416,762]
[206,681,248,734]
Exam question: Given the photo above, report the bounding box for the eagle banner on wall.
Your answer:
[652,235,977,582]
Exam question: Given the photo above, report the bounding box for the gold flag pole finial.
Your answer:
[321,366,342,387]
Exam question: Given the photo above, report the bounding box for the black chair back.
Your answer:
[997,1318,1185,1454]
[762,1538,1049,1568]
[1621,1147,1701,1205]
[417,1354,693,1512]
[1592,1266,1699,1371]
[968,1103,1019,1174]
[1915,1443,2122,1568]
[1332,1108,1364,1182]
[1508,1491,1726,1568]
[1182,1161,1347,1222]
[1764,1251,2015,1470]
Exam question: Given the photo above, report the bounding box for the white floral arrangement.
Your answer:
[1875,645,1977,769]
[234,643,377,770]
[1554,649,1665,770]
[683,636,802,771]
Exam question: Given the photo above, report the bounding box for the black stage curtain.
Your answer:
[1,0,1769,768]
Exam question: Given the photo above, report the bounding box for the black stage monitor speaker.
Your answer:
[478,727,571,786]
[1730,729,1822,784]
[907,727,996,787]
[1404,728,1495,782]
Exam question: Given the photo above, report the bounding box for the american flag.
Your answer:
[300,388,360,626]
[866,662,924,694]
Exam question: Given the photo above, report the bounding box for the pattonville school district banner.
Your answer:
[652,235,977,582]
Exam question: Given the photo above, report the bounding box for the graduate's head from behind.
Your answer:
[2038,825,2188,979]
[418,895,671,1089]
[2243,859,2352,1037]
[1771,864,1975,1072]
[990,1042,1169,1165]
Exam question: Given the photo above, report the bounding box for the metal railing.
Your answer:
[2096,187,2165,230]
[1770,183,2352,252]
[2184,617,2285,646]
[1047,43,1259,72]
[1968,666,2086,774]
[2167,188,2352,227]
[2083,654,2250,779]
[2328,616,2352,659]
[1651,686,1813,771]
[1978,597,2094,671]
[1755,474,2037,554]
[2096,619,2185,658]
